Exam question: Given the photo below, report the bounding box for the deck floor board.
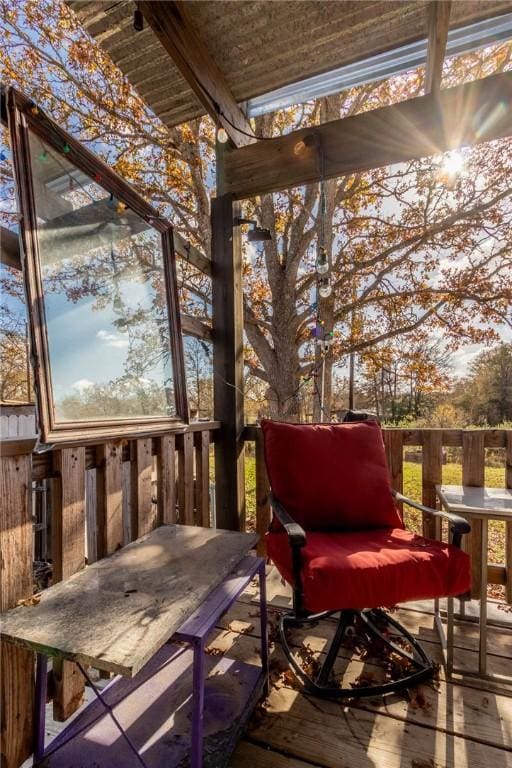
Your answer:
[23,566,512,768]
[227,567,512,768]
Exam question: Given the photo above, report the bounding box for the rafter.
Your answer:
[223,71,512,199]
[425,1,452,94]
[139,1,254,147]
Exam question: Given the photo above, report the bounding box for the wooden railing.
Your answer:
[0,420,219,768]
[243,425,512,604]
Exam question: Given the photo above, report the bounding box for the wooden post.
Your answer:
[52,447,86,721]
[462,431,485,600]
[212,145,245,531]
[422,430,443,539]
[0,452,34,768]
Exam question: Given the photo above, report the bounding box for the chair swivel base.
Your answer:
[279,607,435,699]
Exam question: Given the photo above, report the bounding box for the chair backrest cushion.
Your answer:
[261,419,403,531]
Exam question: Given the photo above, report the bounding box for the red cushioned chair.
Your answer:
[261,415,471,698]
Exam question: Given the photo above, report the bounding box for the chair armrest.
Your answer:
[269,493,306,547]
[393,490,471,548]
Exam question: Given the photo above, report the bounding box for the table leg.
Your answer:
[258,561,269,695]
[446,596,454,677]
[479,518,488,676]
[191,639,205,768]
[33,654,48,764]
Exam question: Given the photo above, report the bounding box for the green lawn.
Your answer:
[244,458,506,563]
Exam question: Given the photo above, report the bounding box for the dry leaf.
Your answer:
[205,646,224,657]
[17,593,41,607]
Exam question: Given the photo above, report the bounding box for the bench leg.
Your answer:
[191,639,205,768]
[33,654,48,764]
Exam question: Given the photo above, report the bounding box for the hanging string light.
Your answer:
[316,246,329,275]
[316,142,332,299]
[310,137,335,421]
[216,126,229,144]
[318,276,332,298]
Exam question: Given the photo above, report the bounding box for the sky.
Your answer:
[0,5,511,409]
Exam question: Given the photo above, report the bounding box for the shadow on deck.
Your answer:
[29,566,512,768]
[226,566,512,768]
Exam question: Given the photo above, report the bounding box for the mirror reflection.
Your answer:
[29,132,176,421]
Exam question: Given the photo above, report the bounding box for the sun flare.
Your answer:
[441,150,465,177]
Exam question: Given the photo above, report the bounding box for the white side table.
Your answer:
[436,484,512,682]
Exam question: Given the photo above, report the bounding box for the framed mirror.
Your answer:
[7,88,188,443]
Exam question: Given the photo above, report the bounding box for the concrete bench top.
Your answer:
[0,524,257,677]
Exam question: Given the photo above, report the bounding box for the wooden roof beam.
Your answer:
[425,1,452,94]
[139,1,254,148]
[222,71,512,199]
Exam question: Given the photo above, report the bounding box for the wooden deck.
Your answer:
[26,566,512,768]
[226,567,512,768]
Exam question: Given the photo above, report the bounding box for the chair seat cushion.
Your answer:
[261,419,402,531]
[266,528,471,612]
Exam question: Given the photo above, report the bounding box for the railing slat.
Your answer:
[383,430,403,494]
[177,432,194,524]
[462,432,485,600]
[0,453,34,767]
[96,442,124,557]
[194,430,210,527]
[130,439,155,539]
[157,434,177,525]
[422,431,443,539]
[51,447,86,722]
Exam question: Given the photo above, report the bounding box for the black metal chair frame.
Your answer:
[269,489,471,699]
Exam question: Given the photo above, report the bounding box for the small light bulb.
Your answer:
[316,260,329,275]
[217,127,229,144]
[294,139,307,156]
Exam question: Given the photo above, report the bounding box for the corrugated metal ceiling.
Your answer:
[68,1,512,128]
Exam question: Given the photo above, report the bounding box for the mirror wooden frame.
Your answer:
[7,87,189,443]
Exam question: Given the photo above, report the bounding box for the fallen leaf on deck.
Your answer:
[407,686,431,710]
[17,593,41,607]
[205,646,224,656]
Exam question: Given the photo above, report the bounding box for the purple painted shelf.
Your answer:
[39,643,263,767]
[36,555,268,768]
